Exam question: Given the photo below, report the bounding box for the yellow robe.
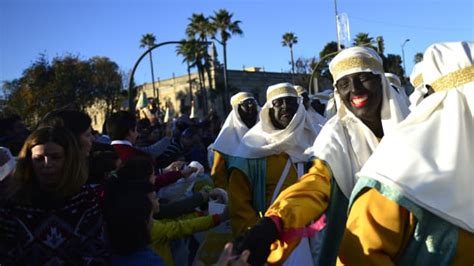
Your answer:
[211,151,229,189]
[338,188,474,265]
[264,159,332,264]
[228,153,300,238]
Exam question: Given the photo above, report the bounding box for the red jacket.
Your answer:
[112,144,182,191]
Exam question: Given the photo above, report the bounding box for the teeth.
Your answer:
[352,95,368,104]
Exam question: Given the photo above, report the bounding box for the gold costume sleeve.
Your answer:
[266,159,331,230]
[228,153,299,238]
[265,159,332,264]
[228,168,259,237]
[211,151,229,189]
[338,188,474,265]
[337,188,415,265]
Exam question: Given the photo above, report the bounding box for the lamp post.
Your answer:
[401,38,410,76]
[128,40,211,112]
[308,50,341,94]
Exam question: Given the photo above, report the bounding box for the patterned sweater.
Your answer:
[0,185,108,265]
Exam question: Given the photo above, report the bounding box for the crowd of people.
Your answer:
[0,41,472,265]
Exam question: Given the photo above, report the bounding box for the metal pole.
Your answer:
[401,38,410,77]
[149,51,157,99]
[127,41,211,112]
[334,0,340,50]
[308,50,341,94]
[222,42,230,114]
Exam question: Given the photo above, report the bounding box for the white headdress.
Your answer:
[235,83,320,162]
[408,61,428,109]
[211,92,259,156]
[310,46,409,198]
[385,72,411,109]
[358,41,474,232]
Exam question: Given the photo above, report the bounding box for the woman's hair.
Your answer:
[103,183,153,255]
[103,158,155,255]
[37,110,92,138]
[7,127,88,204]
[88,150,120,184]
[116,158,154,183]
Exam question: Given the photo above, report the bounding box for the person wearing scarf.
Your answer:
[339,41,474,265]
[232,47,409,265]
[228,83,321,264]
[385,72,411,110]
[210,92,259,189]
[295,85,327,128]
[408,61,429,110]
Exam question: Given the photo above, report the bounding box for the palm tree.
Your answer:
[210,9,243,114]
[352,32,377,51]
[176,40,199,104]
[282,32,298,83]
[186,13,213,113]
[376,36,385,54]
[139,33,158,106]
[414,52,423,63]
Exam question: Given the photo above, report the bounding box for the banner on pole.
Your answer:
[336,13,351,49]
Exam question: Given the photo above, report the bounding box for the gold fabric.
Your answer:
[331,56,383,80]
[430,65,474,91]
[265,159,332,264]
[338,188,474,265]
[210,151,229,189]
[266,85,298,102]
[230,92,254,108]
[412,74,423,89]
[228,153,299,237]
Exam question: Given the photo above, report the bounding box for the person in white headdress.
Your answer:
[228,82,320,264]
[232,47,409,265]
[408,61,429,110]
[311,89,337,119]
[385,72,411,109]
[339,41,474,265]
[209,92,259,189]
[294,85,327,127]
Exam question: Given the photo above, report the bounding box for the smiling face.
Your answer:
[31,142,65,192]
[269,96,299,129]
[336,72,383,122]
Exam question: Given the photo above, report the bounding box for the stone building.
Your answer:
[138,66,297,121]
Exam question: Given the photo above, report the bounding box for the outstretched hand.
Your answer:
[216,243,250,266]
[232,217,278,265]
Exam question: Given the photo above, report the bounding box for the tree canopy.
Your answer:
[1,54,124,127]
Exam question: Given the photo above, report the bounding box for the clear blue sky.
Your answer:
[1,0,473,89]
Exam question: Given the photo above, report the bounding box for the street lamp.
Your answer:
[308,50,341,94]
[401,38,410,76]
[127,40,211,112]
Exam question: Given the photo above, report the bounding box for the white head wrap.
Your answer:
[385,73,402,88]
[408,61,428,109]
[358,41,474,232]
[211,92,259,156]
[310,46,410,198]
[294,85,307,95]
[235,83,320,162]
[296,85,327,126]
[385,73,411,110]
